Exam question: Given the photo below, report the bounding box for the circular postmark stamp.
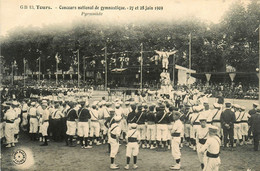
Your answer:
[12,149,27,165]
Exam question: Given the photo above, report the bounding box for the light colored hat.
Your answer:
[115,103,120,107]
[129,123,137,129]
[253,103,258,106]
[42,100,48,104]
[42,102,48,106]
[12,101,19,106]
[241,106,245,110]
[92,101,98,106]
[213,103,220,108]
[31,102,36,106]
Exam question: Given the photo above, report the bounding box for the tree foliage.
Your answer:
[1,0,259,76]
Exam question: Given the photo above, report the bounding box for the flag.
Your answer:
[188,33,191,38]
[55,53,60,64]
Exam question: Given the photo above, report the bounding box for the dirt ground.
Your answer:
[1,94,260,171]
[1,133,260,171]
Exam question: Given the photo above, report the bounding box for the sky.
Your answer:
[0,0,250,36]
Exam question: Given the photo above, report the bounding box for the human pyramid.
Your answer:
[1,49,257,171]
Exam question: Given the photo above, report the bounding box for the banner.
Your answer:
[205,74,211,82]
[229,73,236,82]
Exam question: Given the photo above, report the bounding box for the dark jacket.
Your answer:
[220,108,235,129]
[250,113,260,133]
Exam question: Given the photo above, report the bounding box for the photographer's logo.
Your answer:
[12,149,27,165]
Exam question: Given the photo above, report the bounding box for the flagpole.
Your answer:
[83,55,86,83]
[258,24,260,106]
[11,62,14,85]
[105,46,108,91]
[77,49,80,88]
[140,43,143,90]
[172,55,175,86]
[188,32,192,86]
[23,58,26,87]
[39,56,41,82]
[56,54,58,86]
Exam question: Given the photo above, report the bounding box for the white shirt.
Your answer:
[115,107,123,118]
[126,128,140,140]
[235,110,242,122]
[200,136,221,154]
[14,107,22,118]
[52,109,64,119]
[4,108,16,121]
[196,126,209,140]
[171,119,183,134]
[210,108,222,121]
[241,111,250,121]
[90,108,99,121]
[110,123,121,136]
[29,107,37,116]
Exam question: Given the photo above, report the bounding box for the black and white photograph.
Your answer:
[1,0,260,170]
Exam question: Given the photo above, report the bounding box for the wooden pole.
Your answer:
[77,49,80,88]
[105,46,108,91]
[140,43,143,90]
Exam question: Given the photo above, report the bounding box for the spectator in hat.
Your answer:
[248,103,258,144]
[221,102,235,150]
[249,107,260,151]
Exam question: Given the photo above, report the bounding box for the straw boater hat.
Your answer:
[129,123,137,129]
[42,100,48,106]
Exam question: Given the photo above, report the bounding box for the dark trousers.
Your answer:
[53,119,62,141]
[253,131,260,151]
[248,126,253,138]
[223,127,234,147]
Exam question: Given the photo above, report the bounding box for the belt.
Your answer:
[22,111,27,113]
[240,121,247,123]
[111,133,117,139]
[6,120,14,123]
[199,138,207,144]
[193,122,200,125]
[206,151,219,158]
[30,115,37,118]
[234,121,241,124]
[91,120,99,122]
[206,122,212,124]
[44,120,49,122]
[171,132,181,137]
[78,120,89,122]
[213,120,221,123]
[128,137,138,142]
